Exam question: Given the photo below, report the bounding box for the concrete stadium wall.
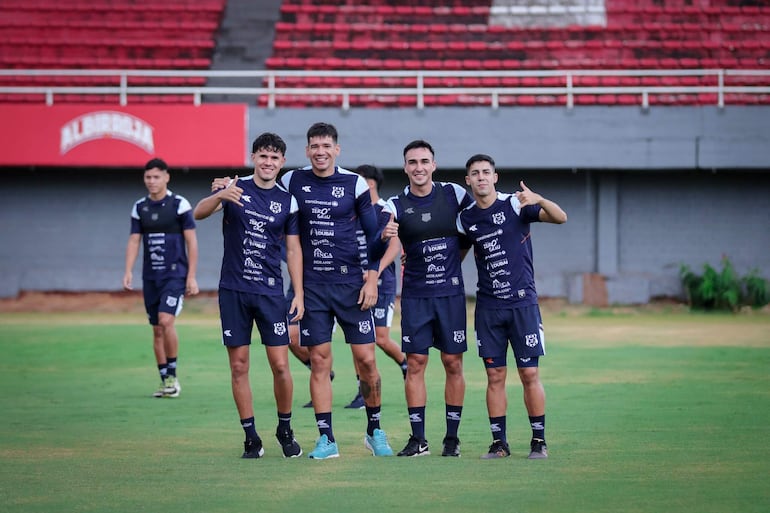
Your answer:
[250,106,770,170]
[1,106,768,304]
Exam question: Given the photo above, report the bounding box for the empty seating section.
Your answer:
[0,0,226,103]
[2,1,767,107]
[264,0,770,107]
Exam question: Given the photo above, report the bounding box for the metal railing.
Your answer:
[1,68,768,109]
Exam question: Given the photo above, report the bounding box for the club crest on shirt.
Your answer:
[331,186,345,198]
[421,213,432,222]
[269,201,282,214]
[492,212,506,225]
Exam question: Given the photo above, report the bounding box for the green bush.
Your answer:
[680,257,769,311]
[744,269,770,308]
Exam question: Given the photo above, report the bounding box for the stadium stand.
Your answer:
[263,0,770,107]
[0,0,227,103]
[0,0,768,107]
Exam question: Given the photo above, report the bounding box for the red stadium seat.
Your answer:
[0,0,226,104]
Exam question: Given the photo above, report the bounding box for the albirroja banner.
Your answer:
[0,104,247,167]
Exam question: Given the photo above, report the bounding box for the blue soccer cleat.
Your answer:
[308,434,339,459]
[364,428,394,456]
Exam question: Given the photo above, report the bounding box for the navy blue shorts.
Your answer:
[372,293,395,328]
[300,282,375,346]
[400,295,467,355]
[143,277,185,325]
[218,288,290,347]
[474,304,545,368]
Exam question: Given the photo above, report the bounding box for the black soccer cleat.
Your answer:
[276,427,302,458]
[397,435,430,457]
[481,439,511,459]
[441,436,461,457]
[528,438,548,459]
[242,437,265,459]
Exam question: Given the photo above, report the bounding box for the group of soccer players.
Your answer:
[124,122,567,461]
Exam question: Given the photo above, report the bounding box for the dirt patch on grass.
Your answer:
[0,291,221,315]
[0,291,766,320]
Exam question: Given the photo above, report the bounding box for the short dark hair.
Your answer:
[307,122,338,143]
[403,139,434,159]
[252,132,286,155]
[465,153,495,172]
[355,164,383,189]
[144,158,168,172]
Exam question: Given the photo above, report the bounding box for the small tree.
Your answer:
[743,269,770,309]
[680,256,769,312]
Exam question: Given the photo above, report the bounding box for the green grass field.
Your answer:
[1,305,769,513]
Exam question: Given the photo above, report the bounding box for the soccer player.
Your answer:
[279,122,393,458]
[123,158,199,399]
[457,153,567,459]
[193,133,303,459]
[381,140,473,457]
[344,164,408,410]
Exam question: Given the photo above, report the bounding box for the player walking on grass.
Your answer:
[381,140,473,457]
[193,133,303,459]
[280,122,394,459]
[457,154,567,459]
[123,158,199,399]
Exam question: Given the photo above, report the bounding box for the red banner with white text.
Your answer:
[0,104,247,167]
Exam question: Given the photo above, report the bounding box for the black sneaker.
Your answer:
[344,391,365,409]
[481,439,511,459]
[302,400,313,408]
[242,437,265,459]
[441,436,461,457]
[330,370,335,381]
[528,438,548,459]
[276,427,302,458]
[397,435,430,457]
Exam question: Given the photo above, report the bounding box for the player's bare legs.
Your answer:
[266,345,293,413]
[308,343,333,412]
[152,312,181,397]
[154,311,179,370]
[151,324,167,369]
[519,365,548,459]
[518,367,545,417]
[404,353,428,407]
[288,325,310,363]
[441,352,465,407]
[227,345,253,419]
[439,352,465,456]
[351,344,381,406]
[486,366,508,417]
[375,326,406,366]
